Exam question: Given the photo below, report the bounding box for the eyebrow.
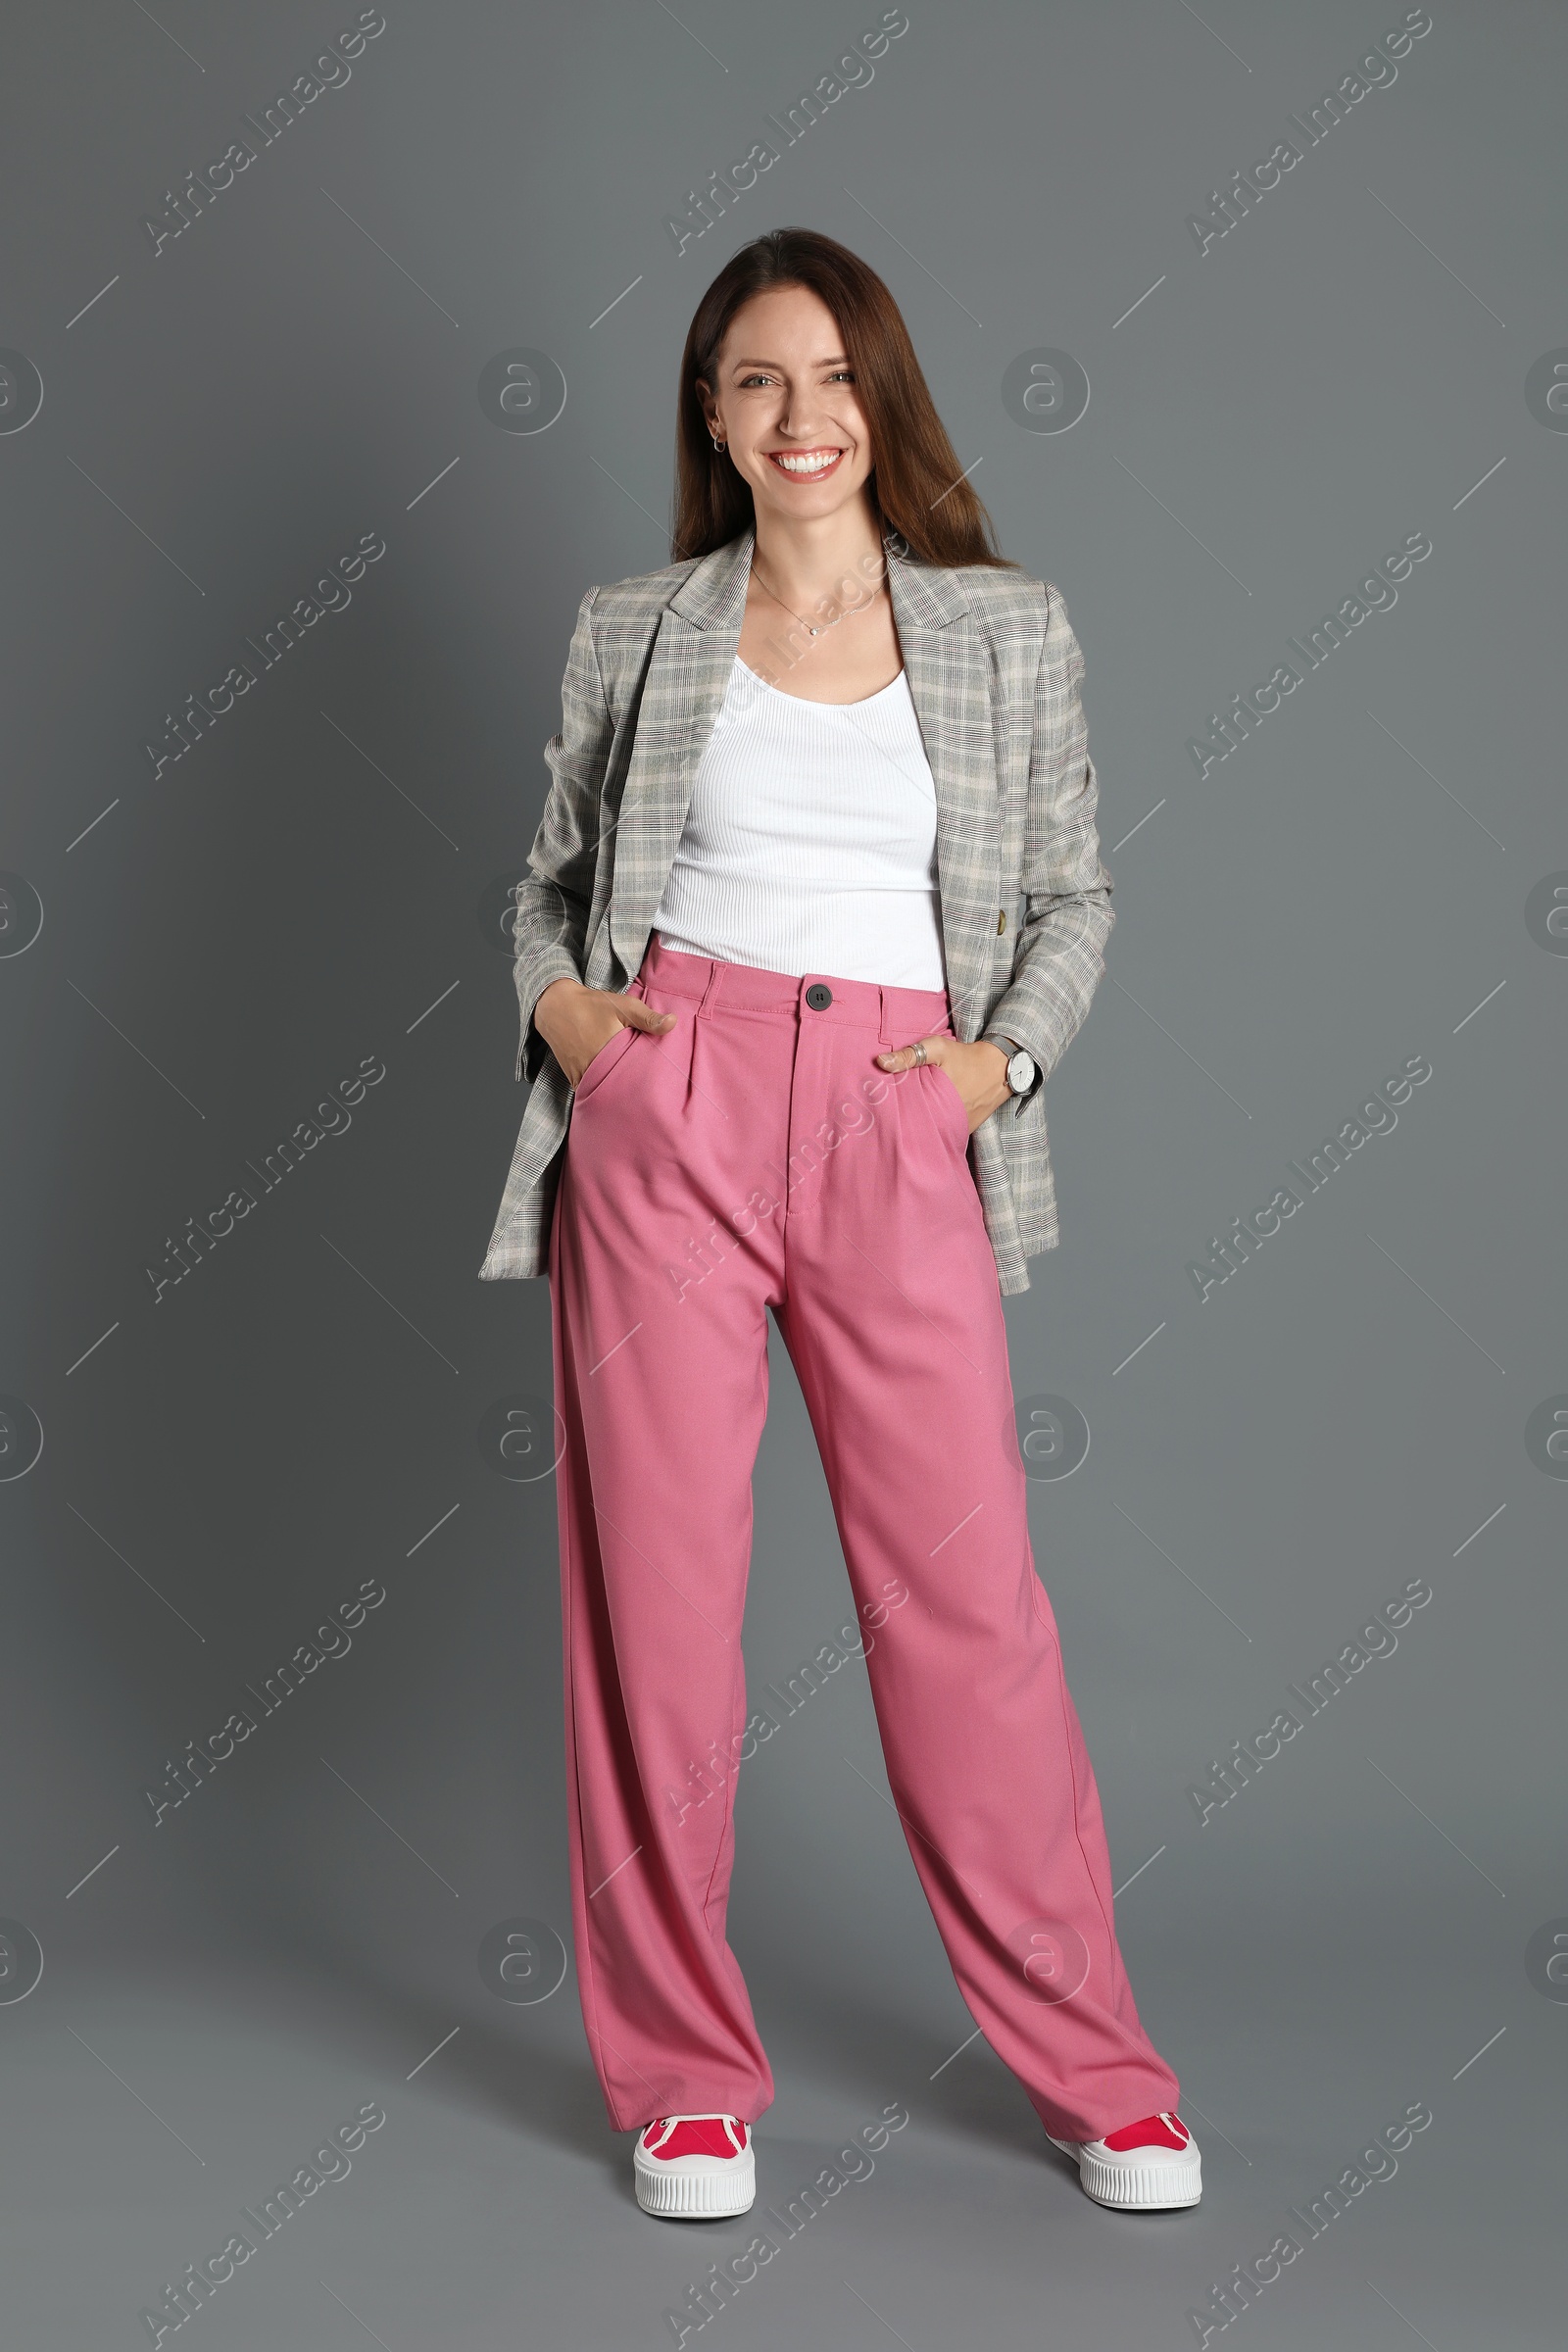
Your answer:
[726,354,851,371]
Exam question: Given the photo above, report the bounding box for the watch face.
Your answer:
[1008,1052,1036,1093]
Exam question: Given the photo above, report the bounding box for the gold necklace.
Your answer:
[751,563,883,639]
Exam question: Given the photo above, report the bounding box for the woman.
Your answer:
[479,227,1199,2223]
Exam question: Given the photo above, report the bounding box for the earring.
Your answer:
[710,434,726,452]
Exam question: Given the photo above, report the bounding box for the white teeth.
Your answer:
[772,451,840,473]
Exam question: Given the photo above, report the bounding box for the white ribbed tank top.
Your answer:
[651,656,946,988]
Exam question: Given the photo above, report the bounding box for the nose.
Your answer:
[775,390,834,441]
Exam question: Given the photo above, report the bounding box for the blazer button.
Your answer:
[997,908,1007,934]
[805,982,833,1010]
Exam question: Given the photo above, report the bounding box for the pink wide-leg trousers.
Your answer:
[547,931,1180,2142]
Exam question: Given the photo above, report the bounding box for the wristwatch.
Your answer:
[987,1034,1038,1110]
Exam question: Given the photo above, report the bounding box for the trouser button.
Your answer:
[804,982,833,1010]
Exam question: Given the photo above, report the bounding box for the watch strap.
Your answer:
[984,1032,1041,1109]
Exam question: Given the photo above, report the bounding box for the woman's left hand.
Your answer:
[874,1036,1011,1135]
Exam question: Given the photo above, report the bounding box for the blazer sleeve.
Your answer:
[984,582,1115,1085]
[512,586,614,1083]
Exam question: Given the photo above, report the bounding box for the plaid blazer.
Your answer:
[477,527,1114,1296]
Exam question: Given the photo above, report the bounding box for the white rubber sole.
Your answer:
[634,2140,757,2219]
[1047,2132,1201,2210]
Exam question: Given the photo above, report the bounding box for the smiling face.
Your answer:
[698,282,877,529]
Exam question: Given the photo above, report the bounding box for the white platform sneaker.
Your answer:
[633,2113,756,2219]
[1046,2110,1202,2210]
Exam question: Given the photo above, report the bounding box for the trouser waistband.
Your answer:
[641,930,953,1042]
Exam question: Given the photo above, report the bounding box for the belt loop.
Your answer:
[877,983,894,1048]
[697,955,724,1018]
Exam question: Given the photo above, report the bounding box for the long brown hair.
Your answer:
[672,226,1018,573]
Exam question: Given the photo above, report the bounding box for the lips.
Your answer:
[765,448,845,478]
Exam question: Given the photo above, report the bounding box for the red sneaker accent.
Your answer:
[640,2116,747,2161]
[1102,2111,1191,2152]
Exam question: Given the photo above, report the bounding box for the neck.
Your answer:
[750,499,886,613]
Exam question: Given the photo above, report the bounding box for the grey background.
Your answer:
[1,0,1561,2344]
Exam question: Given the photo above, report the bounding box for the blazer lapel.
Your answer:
[887,545,1001,1038]
[608,533,752,976]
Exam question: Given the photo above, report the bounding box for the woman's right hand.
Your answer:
[533,976,677,1088]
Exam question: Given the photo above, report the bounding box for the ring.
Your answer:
[912,1040,928,1065]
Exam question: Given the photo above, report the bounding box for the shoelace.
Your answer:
[643,2113,747,2155]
